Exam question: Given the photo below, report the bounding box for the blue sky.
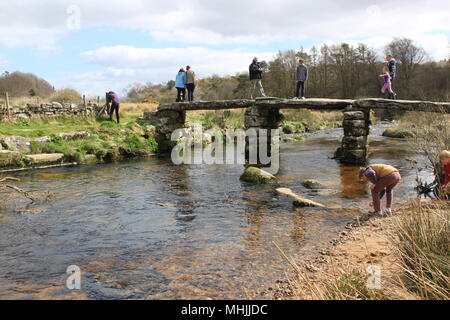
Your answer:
[0,0,449,96]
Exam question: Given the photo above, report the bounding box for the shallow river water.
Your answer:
[0,124,432,299]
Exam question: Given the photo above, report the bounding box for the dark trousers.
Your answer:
[109,102,120,123]
[186,83,195,102]
[296,81,306,98]
[176,88,186,102]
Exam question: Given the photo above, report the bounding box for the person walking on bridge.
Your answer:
[106,91,120,123]
[248,57,266,99]
[379,66,396,100]
[185,65,196,102]
[295,59,308,99]
[386,54,397,99]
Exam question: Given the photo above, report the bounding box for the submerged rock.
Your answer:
[302,179,326,190]
[276,187,326,208]
[240,167,278,184]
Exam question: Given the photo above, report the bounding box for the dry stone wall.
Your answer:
[0,102,97,120]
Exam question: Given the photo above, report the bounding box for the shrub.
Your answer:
[49,88,82,104]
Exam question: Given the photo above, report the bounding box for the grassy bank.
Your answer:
[0,103,159,168]
[270,200,449,300]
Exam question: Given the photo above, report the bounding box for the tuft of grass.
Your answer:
[322,268,393,300]
[393,201,450,300]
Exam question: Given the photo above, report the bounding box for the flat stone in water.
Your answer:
[83,269,170,300]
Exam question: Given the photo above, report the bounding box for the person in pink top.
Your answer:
[379,66,396,99]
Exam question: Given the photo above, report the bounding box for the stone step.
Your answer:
[25,153,64,165]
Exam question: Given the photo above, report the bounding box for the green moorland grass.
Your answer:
[187,109,343,132]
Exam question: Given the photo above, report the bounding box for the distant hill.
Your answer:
[0,71,54,98]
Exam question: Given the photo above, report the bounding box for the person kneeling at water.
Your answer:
[359,164,401,217]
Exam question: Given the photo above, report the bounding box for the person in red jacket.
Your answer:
[439,150,450,193]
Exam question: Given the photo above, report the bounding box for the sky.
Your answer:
[0,0,449,96]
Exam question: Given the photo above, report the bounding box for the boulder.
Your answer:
[240,167,278,184]
[34,136,51,149]
[302,179,326,190]
[144,125,156,138]
[0,150,22,167]
[56,131,90,140]
[25,153,64,165]
[1,136,31,153]
[80,154,98,165]
[276,188,326,208]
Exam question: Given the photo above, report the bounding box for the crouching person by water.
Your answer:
[439,150,450,194]
[359,164,401,217]
[107,91,120,123]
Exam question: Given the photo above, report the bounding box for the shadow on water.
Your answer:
[0,124,432,299]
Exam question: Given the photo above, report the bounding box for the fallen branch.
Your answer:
[0,176,36,202]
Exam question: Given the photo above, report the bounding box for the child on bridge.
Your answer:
[359,164,401,217]
[380,66,396,100]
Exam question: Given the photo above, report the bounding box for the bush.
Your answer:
[49,88,82,104]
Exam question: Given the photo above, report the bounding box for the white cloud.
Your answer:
[63,46,275,94]
[1,0,449,49]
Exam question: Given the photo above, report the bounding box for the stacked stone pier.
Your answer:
[334,106,371,164]
[139,97,450,165]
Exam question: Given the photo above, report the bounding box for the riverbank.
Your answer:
[1,104,344,171]
[264,199,449,300]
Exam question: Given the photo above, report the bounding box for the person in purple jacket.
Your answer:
[106,91,120,123]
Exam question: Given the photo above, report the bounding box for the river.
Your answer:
[0,123,433,299]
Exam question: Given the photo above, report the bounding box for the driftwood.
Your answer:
[0,176,36,202]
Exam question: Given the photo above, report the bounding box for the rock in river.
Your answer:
[276,187,326,208]
[302,179,326,190]
[240,167,278,184]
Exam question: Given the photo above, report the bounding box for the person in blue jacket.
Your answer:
[175,68,186,102]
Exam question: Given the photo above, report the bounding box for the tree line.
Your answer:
[127,38,450,103]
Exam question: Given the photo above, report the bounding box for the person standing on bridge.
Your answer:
[248,57,267,99]
[106,91,120,123]
[295,59,308,99]
[386,54,397,99]
[175,68,186,102]
[185,65,196,102]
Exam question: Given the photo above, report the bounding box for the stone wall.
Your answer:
[0,102,97,120]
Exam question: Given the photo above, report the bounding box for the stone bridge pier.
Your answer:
[335,106,371,165]
[148,109,187,152]
[244,105,283,167]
